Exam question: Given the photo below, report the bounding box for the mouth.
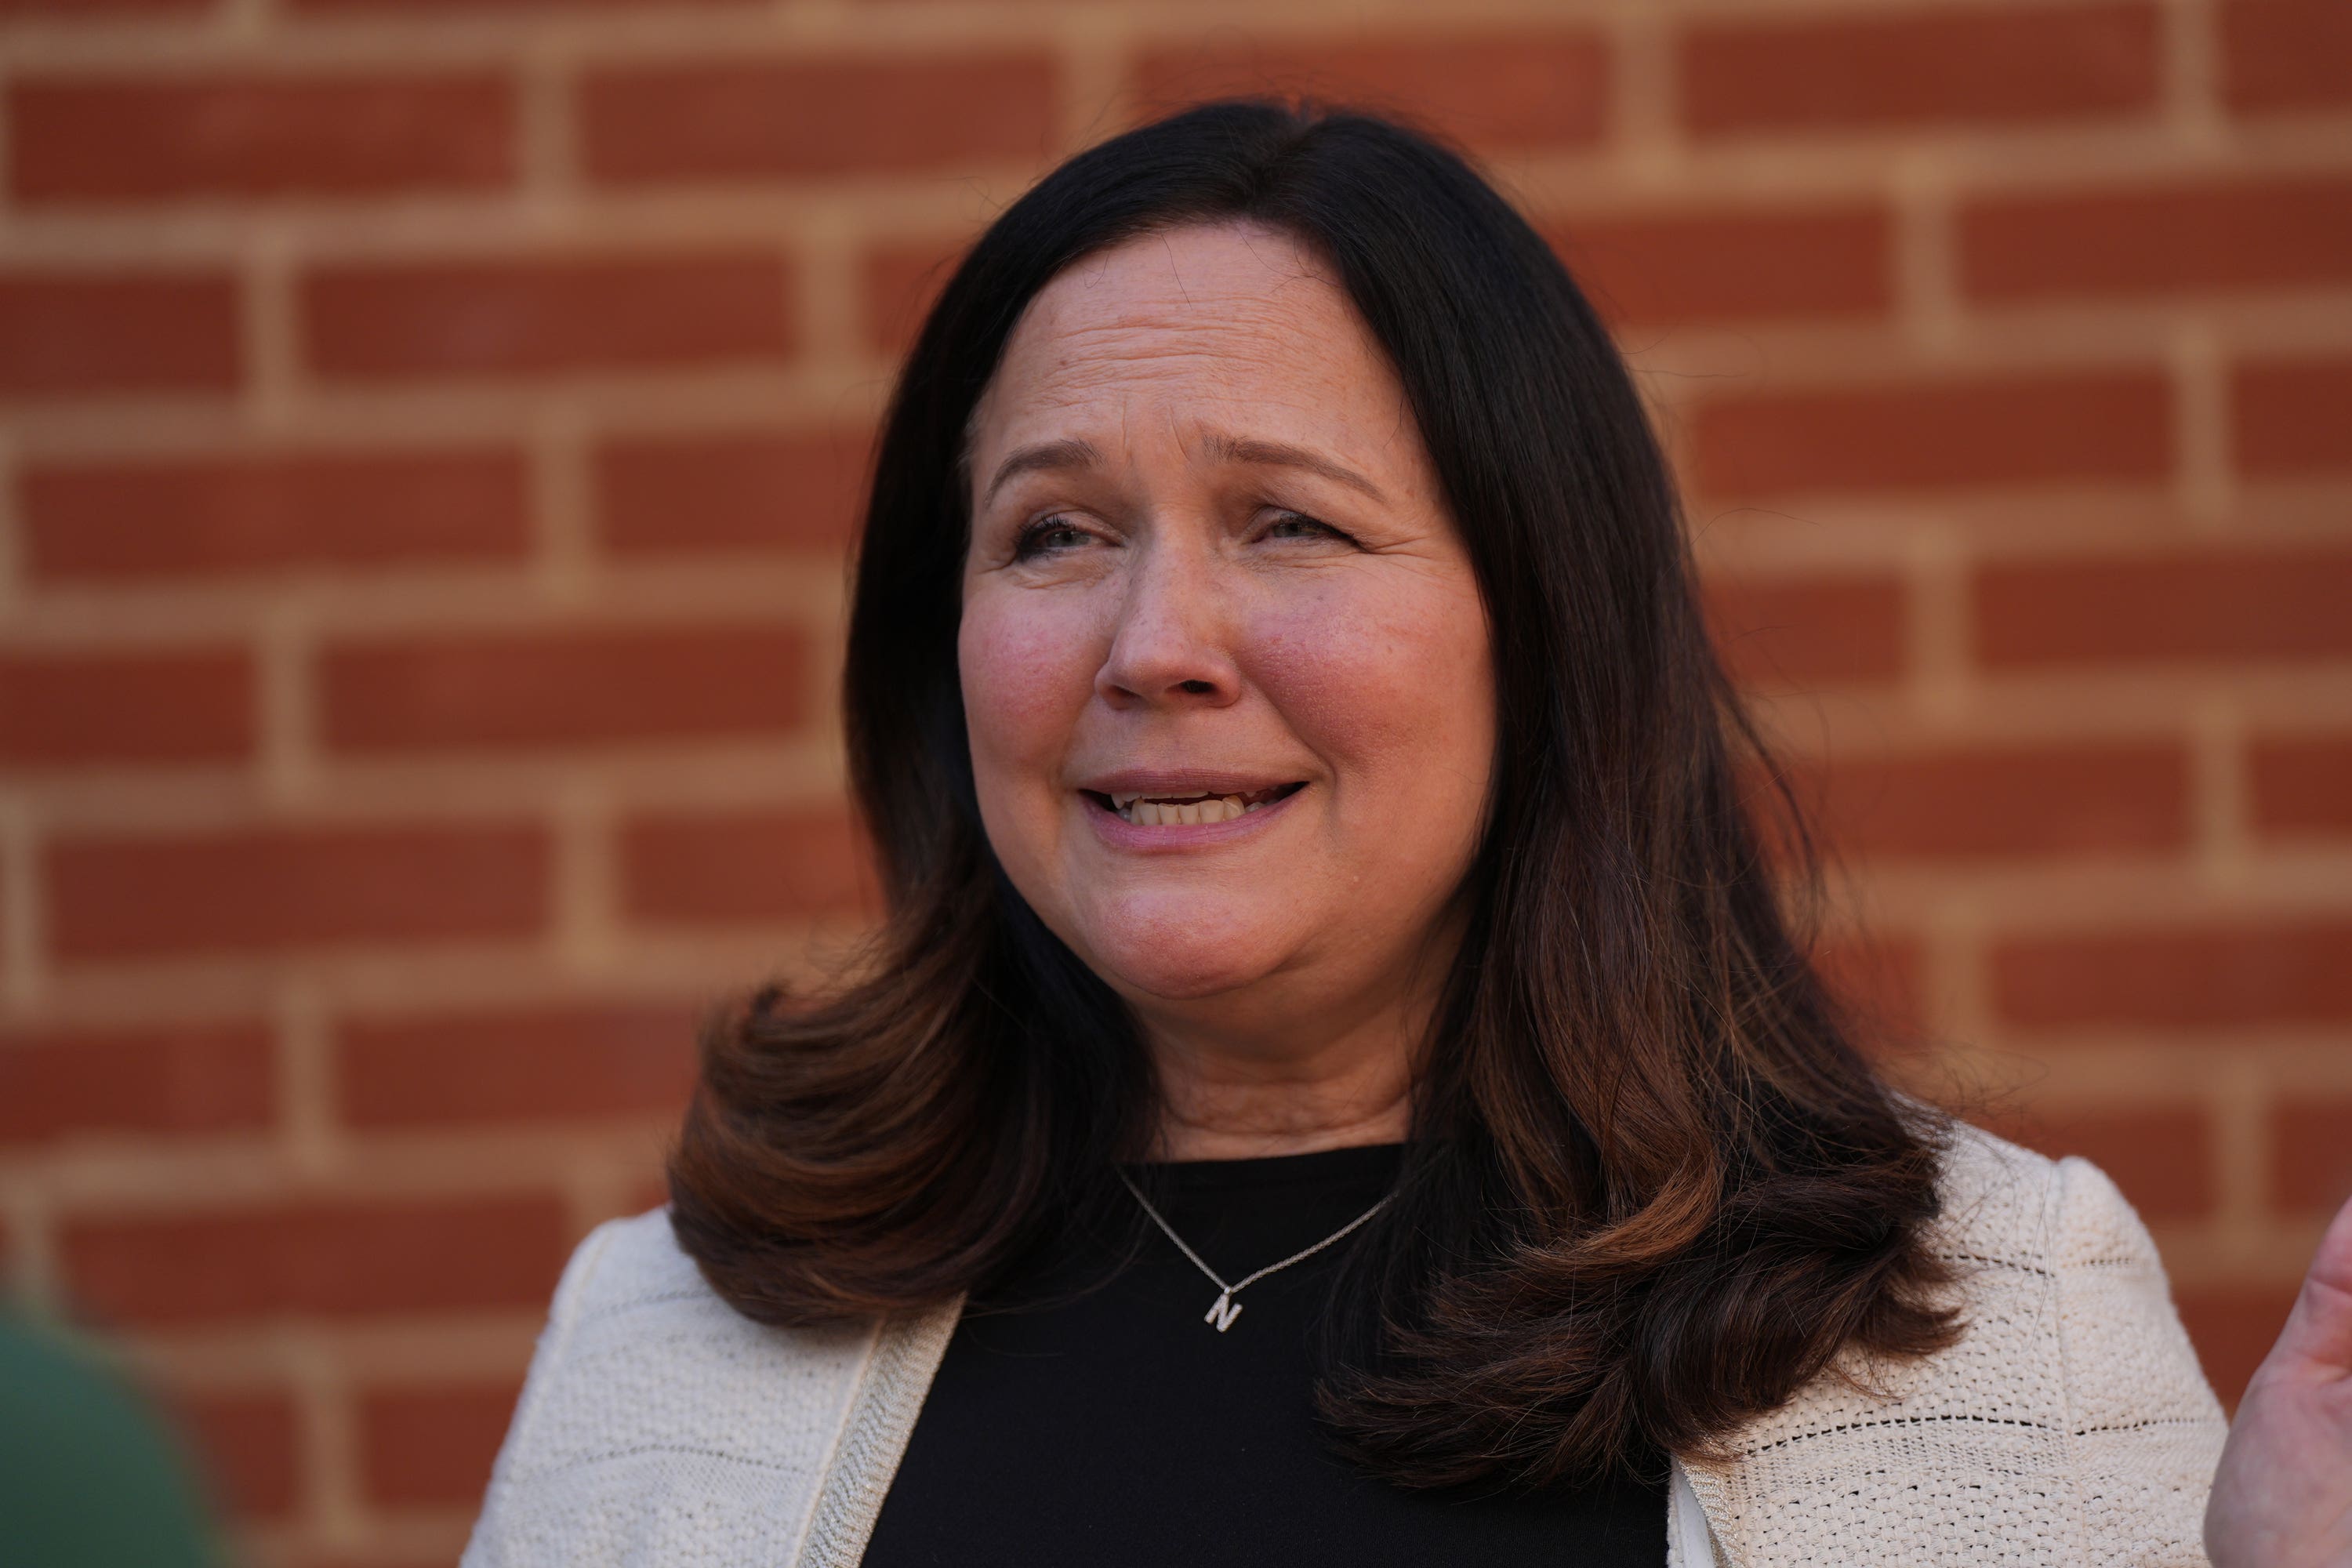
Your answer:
[1079,781,1306,826]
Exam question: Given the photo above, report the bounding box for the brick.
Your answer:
[2234,355,2352,477]
[0,271,239,397]
[2249,733,2352,837]
[294,0,750,11]
[301,252,793,381]
[338,1001,695,1127]
[1679,3,2159,135]
[1802,741,2190,861]
[0,1021,273,1145]
[1693,369,2171,498]
[60,1196,568,1327]
[1991,919,2352,1028]
[861,240,965,360]
[1704,574,1907,688]
[1961,173,2352,301]
[2223,0,2352,113]
[1975,545,2352,668]
[0,0,206,13]
[321,623,808,753]
[45,822,548,962]
[358,1383,521,1508]
[594,430,867,554]
[20,448,529,583]
[1980,1104,2214,1220]
[0,646,252,766]
[2175,1286,2297,1408]
[621,806,876,925]
[10,74,512,204]
[620,1175,671,1218]
[291,1553,456,1568]
[1547,204,1892,327]
[1133,34,1610,152]
[176,1391,299,1521]
[582,54,1058,185]
[1814,931,1928,1044]
[2273,1098,2352,1214]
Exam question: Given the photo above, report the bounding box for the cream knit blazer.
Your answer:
[461,1123,2227,1566]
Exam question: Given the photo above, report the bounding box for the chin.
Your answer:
[1066,906,1285,1004]
[1087,940,1270,1001]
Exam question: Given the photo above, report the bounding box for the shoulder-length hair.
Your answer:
[669,97,1958,1490]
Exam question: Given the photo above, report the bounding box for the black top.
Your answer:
[862,1141,1667,1566]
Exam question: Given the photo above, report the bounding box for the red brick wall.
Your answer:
[2,2,2346,1562]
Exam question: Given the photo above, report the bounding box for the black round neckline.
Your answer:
[1125,1139,1406,1193]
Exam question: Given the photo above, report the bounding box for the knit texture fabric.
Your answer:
[463,1123,2226,1566]
[459,1218,919,1567]
[1672,1124,2226,1566]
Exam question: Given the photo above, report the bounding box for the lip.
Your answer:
[1079,779,1307,851]
[1075,768,1307,797]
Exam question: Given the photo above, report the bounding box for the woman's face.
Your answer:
[958,220,1495,1026]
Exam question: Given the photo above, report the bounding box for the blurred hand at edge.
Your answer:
[2207,1190,2352,1567]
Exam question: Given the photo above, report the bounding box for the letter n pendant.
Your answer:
[1204,1292,1242,1332]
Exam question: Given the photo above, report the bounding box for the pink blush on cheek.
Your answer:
[957,605,1098,767]
[1243,596,1486,764]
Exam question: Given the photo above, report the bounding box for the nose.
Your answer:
[1095,535,1241,710]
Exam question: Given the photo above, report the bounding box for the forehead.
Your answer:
[968,220,1417,472]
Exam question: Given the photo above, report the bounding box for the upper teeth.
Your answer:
[1109,790,1267,826]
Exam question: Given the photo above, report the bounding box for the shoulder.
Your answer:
[562,1202,700,1301]
[1929,1113,2146,1285]
[461,1208,884,1568]
[1933,1118,2215,1370]
[511,1204,886,1428]
[1678,1118,2227,1566]
[1904,1113,2187,1297]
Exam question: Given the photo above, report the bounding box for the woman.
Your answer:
[463,100,2349,1566]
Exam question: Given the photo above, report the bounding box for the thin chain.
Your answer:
[1116,1167,1393,1298]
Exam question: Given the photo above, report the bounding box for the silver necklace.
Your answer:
[1117,1167,1393,1333]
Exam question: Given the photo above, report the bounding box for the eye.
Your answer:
[1011,515,1094,561]
[1263,510,1348,543]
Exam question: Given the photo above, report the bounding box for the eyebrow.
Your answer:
[978,431,1388,510]
[1200,433,1388,503]
[980,437,1102,510]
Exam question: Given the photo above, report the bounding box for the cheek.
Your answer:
[1247,579,1494,793]
[958,595,1099,780]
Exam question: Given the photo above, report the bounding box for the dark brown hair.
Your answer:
[669,98,1959,1490]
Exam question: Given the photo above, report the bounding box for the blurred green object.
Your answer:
[0,1301,225,1568]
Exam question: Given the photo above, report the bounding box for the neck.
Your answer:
[1146,1024,1414,1161]
[1134,888,1477,1161]
[1134,930,1454,1162]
